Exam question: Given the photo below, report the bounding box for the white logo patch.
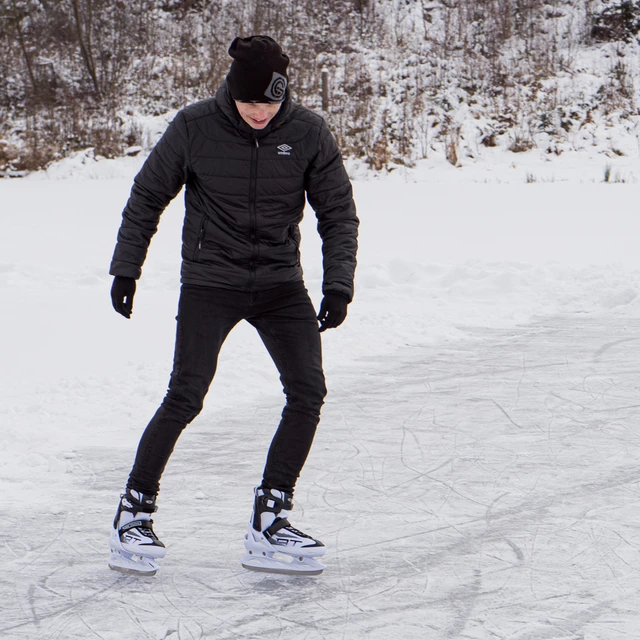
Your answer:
[264,72,287,101]
[277,144,292,156]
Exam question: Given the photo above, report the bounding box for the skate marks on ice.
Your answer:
[2,316,640,639]
[311,315,640,639]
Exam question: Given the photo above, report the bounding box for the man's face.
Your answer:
[235,101,281,130]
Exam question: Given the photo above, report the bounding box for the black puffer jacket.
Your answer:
[110,84,359,301]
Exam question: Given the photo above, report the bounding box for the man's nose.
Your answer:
[253,107,270,119]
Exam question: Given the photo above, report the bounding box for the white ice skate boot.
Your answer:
[241,487,326,576]
[108,489,166,576]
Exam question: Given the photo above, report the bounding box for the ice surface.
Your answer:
[2,166,640,638]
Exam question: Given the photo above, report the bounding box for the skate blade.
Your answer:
[241,552,325,576]
[108,551,159,577]
[109,562,158,577]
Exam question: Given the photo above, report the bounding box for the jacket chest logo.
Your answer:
[277,144,292,156]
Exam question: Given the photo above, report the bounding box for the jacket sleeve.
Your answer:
[109,112,189,279]
[305,123,359,302]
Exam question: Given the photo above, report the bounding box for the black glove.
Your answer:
[317,293,349,333]
[110,276,136,319]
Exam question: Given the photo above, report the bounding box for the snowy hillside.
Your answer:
[2,0,640,174]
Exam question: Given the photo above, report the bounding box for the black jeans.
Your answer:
[127,281,327,496]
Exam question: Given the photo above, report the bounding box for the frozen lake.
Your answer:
[3,315,640,639]
[2,174,640,638]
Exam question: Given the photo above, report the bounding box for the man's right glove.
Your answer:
[317,293,349,332]
[111,276,136,319]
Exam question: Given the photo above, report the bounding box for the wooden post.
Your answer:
[321,68,329,112]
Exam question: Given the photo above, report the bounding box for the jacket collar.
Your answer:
[216,82,292,139]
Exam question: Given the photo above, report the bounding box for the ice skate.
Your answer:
[108,489,166,576]
[241,487,326,576]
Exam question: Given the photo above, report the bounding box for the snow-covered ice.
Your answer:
[2,157,640,639]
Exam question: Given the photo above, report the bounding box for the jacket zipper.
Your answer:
[193,217,207,261]
[247,133,259,290]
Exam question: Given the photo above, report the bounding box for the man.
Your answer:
[107,35,358,577]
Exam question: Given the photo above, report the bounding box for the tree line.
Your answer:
[1,0,639,173]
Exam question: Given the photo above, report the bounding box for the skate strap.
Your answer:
[120,492,158,514]
[261,495,293,512]
[265,517,291,536]
[120,519,155,534]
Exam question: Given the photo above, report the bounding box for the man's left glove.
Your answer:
[111,276,136,319]
[317,293,349,332]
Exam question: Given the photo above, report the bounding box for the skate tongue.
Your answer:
[260,507,291,530]
[117,490,156,528]
[118,509,152,527]
[256,487,292,532]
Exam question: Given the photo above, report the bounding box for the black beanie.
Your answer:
[226,35,289,103]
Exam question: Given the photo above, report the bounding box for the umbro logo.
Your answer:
[277,144,292,156]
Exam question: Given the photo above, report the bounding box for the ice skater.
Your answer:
[107,35,358,576]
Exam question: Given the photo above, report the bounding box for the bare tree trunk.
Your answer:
[11,5,36,92]
[70,0,101,98]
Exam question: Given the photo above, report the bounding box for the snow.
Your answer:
[2,152,640,639]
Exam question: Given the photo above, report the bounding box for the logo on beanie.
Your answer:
[264,72,287,102]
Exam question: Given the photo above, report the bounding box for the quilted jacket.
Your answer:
[109,83,359,301]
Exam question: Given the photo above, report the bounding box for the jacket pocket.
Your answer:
[288,225,301,266]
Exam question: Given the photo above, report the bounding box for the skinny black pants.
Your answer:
[127,281,327,496]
